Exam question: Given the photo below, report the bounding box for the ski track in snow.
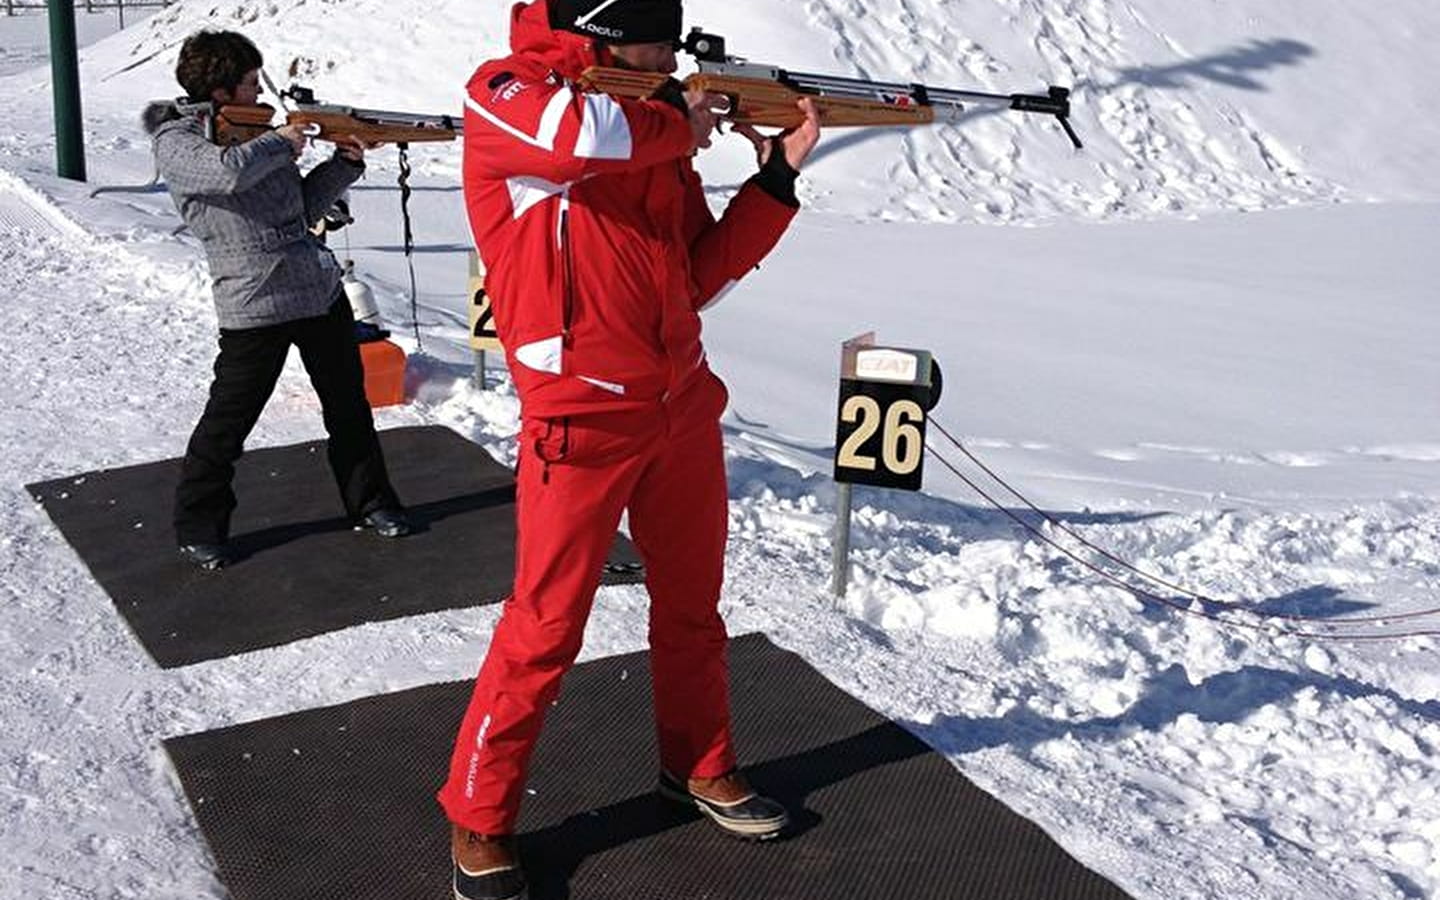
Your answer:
[798,0,1346,223]
[0,173,1437,900]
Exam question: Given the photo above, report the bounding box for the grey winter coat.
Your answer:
[143,101,364,330]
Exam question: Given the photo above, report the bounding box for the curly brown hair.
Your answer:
[175,31,263,100]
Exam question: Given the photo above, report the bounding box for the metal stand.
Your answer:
[88,168,161,197]
[474,349,487,391]
[830,481,853,603]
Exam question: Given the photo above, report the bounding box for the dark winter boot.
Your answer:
[357,507,413,538]
[658,769,789,840]
[177,542,233,571]
[451,825,527,900]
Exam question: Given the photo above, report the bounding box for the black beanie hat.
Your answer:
[548,0,683,45]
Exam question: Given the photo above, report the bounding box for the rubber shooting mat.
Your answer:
[162,633,1130,900]
[27,426,642,668]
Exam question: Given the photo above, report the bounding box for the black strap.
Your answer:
[397,142,423,352]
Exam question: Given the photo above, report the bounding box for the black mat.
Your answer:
[27,426,642,668]
[163,633,1130,900]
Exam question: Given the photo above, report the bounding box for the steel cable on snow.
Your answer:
[919,428,1438,644]
[929,418,1440,629]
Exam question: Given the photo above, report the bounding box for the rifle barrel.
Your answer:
[297,102,463,134]
[783,70,1064,113]
[345,105,464,133]
[779,70,1078,147]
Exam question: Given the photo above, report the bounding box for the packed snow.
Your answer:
[1,1,1437,899]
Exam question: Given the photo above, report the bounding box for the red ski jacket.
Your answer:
[463,0,799,418]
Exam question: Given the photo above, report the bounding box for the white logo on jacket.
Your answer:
[492,80,529,104]
[577,21,624,38]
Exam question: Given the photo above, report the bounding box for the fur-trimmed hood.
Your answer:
[141,99,186,136]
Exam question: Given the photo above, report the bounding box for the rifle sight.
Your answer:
[682,29,728,63]
[282,85,318,106]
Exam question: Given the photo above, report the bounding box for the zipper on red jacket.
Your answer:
[559,192,575,357]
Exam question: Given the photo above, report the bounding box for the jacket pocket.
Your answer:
[209,254,283,317]
[522,414,650,473]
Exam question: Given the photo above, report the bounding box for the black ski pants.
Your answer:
[174,295,400,545]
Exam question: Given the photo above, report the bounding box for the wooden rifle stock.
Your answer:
[212,103,278,146]
[210,98,459,147]
[577,68,938,128]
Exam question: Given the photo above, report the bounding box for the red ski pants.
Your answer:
[438,373,736,835]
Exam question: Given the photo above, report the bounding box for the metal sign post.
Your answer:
[467,251,503,389]
[47,0,86,181]
[831,332,941,603]
[830,480,854,598]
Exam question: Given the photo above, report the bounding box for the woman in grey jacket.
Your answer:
[144,30,410,570]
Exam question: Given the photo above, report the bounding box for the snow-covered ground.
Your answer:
[0,6,154,78]
[2,1,1438,898]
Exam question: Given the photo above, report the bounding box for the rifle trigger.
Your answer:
[703,92,734,118]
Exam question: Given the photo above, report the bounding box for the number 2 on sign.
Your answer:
[472,288,496,339]
[837,396,925,475]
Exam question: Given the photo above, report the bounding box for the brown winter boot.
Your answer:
[658,769,790,840]
[451,824,526,900]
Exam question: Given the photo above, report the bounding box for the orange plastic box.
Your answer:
[358,339,407,408]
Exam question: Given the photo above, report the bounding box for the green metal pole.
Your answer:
[48,0,87,181]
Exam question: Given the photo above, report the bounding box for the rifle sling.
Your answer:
[396,142,422,353]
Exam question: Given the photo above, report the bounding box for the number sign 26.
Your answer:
[468,276,503,352]
[833,380,928,490]
[467,252,504,353]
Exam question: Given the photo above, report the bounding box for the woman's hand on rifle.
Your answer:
[276,123,309,157]
[335,134,384,163]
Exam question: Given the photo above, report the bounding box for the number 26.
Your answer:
[837,396,924,475]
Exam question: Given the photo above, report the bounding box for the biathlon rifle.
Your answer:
[580,28,1082,149]
[179,85,460,147]
[171,85,461,353]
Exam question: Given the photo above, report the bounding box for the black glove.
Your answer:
[749,138,800,208]
[649,77,690,115]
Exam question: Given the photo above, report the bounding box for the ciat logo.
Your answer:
[855,349,920,383]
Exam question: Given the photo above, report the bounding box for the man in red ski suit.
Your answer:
[438,1,820,897]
